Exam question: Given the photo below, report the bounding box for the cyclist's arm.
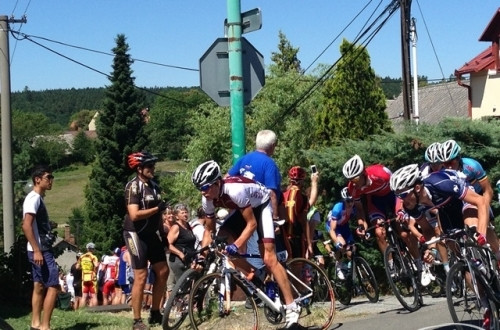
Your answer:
[308,172,319,207]
[478,176,494,206]
[462,188,489,236]
[328,220,338,243]
[354,200,367,230]
[127,203,159,221]
[233,206,257,250]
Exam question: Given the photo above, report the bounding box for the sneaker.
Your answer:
[336,267,345,280]
[132,319,148,330]
[148,310,162,326]
[483,308,491,330]
[276,307,303,329]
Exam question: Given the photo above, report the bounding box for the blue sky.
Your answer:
[2,1,499,92]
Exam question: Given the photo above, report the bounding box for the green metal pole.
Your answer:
[227,0,245,163]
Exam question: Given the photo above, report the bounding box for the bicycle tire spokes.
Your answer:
[188,272,258,330]
[286,258,335,329]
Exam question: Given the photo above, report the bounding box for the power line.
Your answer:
[10,30,197,107]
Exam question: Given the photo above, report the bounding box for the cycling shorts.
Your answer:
[123,230,167,269]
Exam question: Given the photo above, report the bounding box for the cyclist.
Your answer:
[342,155,421,272]
[420,142,444,177]
[327,187,356,280]
[390,163,490,325]
[192,160,305,330]
[440,139,500,259]
[123,151,169,330]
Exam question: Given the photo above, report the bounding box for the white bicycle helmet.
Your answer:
[424,142,442,163]
[389,164,421,192]
[342,155,364,180]
[191,160,221,189]
[440,139,461,162]
[341,187,352,200]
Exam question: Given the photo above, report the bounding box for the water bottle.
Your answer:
[473,259,489,278]
[265,281,277,300]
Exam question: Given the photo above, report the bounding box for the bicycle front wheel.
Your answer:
[328,262,351,306]
[162,268,200,330]
[354,256,379,303]
[446,261,485,327]
[384,247,421,312]
[188,272,258,330]
[286,258,336,329]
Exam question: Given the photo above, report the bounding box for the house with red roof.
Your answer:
[455,8,500,119]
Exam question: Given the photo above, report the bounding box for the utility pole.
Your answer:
[226,0,246,162]
[399,0,413,120]
[1,15,26,253]
[410,18,419,125]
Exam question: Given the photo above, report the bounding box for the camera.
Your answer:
[40,231,57,251]
[310,165,318,174]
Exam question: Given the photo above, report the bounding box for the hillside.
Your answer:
[45,160,186,224]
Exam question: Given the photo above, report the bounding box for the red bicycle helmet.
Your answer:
[127,151,158,170]
[288,166,306,180]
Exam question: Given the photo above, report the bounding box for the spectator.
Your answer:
[190,207,207,249]
[167,204,197,281]
[78,242,99,307]
[161,206,176,301]
[71,253,83,309]
[22,164,59,330]
[65,267,75,307]
[115,246,132,305]
[124,151,169,329]
[102,248,120,306]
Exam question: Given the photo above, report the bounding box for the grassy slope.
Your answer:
[45,161,186,225]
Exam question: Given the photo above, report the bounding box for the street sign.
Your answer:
[224,8,262,35]
[199,37,265,107]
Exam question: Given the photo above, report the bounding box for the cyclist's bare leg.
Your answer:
[374,223,388,255]
[261,241,294,305]
[151,261,168,312]
[131,268,147,319]
[397,225,420,261]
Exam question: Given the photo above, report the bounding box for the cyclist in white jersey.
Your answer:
[192,160,306,330]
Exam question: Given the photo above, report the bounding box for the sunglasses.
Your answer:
[396,187,414,199]
[43,175,55,181]
[198,183,212,192]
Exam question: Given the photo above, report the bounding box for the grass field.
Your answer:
[44,160,187,225]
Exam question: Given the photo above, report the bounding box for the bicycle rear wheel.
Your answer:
[286,258,335,329]
[188,272,258,330]
[384,247,421,312]
[354,256,379,303]
[446,261,491,328]
[162,269,200,330]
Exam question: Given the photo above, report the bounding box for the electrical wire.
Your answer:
[270,0,400,129]
[9,0,31,64]
[415,0,458,111]
[10,30,196,107]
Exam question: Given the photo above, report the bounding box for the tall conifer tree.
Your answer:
[315,39,391,144]
[83,34,147,252]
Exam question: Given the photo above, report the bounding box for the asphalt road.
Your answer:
[331,295,479,330]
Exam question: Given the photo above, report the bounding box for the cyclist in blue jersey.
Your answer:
[390,164,489,246]
[440,139,500,260]
[327,187,356,279]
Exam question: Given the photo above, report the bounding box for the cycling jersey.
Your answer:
[404,169,472,232]
[348,164,392,199]
[328,201,355,228]
[202,176,274,243]
[460,157,488,194]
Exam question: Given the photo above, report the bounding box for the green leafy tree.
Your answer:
[315,39,391,144]
[83,34,148,252]
[146,88,209,160]
[270,30,302,76]
[72,131,95,164]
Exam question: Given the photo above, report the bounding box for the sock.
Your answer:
[443,262,450,273]
[285,302,298,310]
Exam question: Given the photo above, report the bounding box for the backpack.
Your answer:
[80,253,95,282]
[282,185,308,237]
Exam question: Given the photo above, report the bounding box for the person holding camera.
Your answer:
[22,165,58,330]
[123,151,169,330]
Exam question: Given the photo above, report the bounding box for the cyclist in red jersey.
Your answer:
[342,155,420,271]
